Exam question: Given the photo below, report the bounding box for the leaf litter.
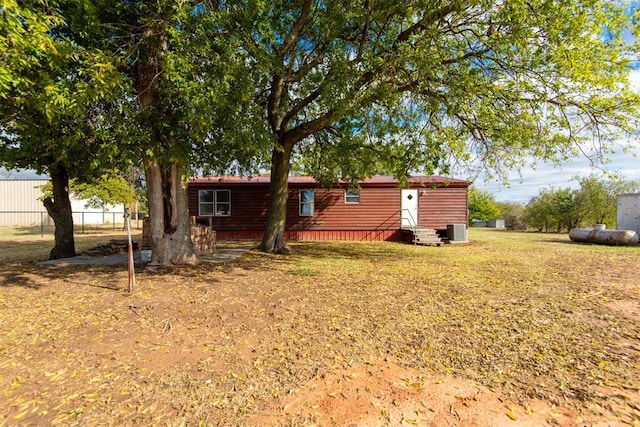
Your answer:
[0,231,638,426]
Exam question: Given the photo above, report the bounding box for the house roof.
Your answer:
[189,175,470,188]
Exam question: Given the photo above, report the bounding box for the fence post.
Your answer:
[40,212,44,237]
[82,212,85,234]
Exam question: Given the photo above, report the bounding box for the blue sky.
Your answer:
[470,144,640,203]
[471,1,640,203]
[470,68,640,204]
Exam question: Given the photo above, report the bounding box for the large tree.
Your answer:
[576,174,640,227]
[95,1,267,265]
[222,0,639,253]
[0,1,127,259]
[120,2,200,266]
[468,188,500,224]
[3,1,266,264]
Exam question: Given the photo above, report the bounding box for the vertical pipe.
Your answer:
[126,207,136,292]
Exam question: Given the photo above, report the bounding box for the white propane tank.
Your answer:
[569,229,639,246]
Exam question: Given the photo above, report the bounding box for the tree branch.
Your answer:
[282,111,336,149]
[281,87,322,128]
[283,46,327,83]
[394,4,460,46]
[277,0,313,58]
[267,75,285,133]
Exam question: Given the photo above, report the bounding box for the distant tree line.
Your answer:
[469,174,640,232]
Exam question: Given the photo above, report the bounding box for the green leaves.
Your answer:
[71,174,137,209]
[468,188,501,223]
[230,1,640,185]
[0,1,61,98]
[523,173,639,231]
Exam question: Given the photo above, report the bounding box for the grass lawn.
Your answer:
[0,229,638,425]
[0,227,143,265]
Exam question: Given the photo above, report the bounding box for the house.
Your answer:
[187,175,469,243]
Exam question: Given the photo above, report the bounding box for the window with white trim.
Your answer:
[198,189,231,216]
[299,190,314,216]
[345,189,360,204]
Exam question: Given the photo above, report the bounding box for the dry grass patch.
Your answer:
[0,229,638,426]
[0,227,142,265]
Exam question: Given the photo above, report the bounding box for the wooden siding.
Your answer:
[214,229,406,242]
[189,185,405,232]
[285,187,401,231]
[417,187,468,229]
[188,184,269,230]
[188,179,468,241]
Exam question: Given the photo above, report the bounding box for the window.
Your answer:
[198,189,231,216]
[345,189,360,204]
[214,190,231,216]
[299,190,314,216]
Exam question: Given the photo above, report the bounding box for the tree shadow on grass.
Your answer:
[0,263,127,291]
[0,270,44,289]
[288,241,415,261]
[211,241,422,276]
[0,241,410,291]
[1,259,230,291]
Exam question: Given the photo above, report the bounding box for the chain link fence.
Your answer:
[0,211,146,236]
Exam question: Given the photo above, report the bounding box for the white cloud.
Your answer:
[468,67,640,203]
[473,146,640,203]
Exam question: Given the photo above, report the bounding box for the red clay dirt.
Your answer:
[248,357,607,426]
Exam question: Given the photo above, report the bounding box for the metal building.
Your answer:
[617,193,640,236]
[0,179,121,227]
[0,179,50,226]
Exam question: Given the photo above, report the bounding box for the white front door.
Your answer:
[401,189,418,227]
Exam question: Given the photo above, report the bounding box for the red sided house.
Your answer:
[187,175,470,243]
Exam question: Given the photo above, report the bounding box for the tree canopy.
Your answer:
[1,1,60,98]
[468,188,500,224]
[216,0,640,252]
[0,0,129,258]
[524,174,639,232]
[577,174,640,226]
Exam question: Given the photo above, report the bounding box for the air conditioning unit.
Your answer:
[447,224,467,241]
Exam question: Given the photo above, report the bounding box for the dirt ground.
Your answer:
[0,236,639,426]
[248,358,590,426]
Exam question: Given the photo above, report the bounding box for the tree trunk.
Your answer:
[259,144,293,254]
[43,164,76,259]
[144,156,199,266]
[131,34,197,267]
